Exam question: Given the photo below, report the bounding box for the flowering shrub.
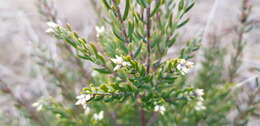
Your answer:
[1,0,258,126]
[43,0,207,125]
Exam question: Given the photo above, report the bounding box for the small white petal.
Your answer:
[93,111,104,120]
[176,59,194,75]
[111,56,124,64]
[47,22,58,28]
[75,100,82,105]
[32,102,39,107]
[46,28,55,33]
[113,65,121,71]
[76,95,84,99]
[154,105,160,111]
[154,105,166,115]
[84,105,91,115]
[85,94,92,101]
[122,61,131,67]
[195,89,204,96]
[36,105,43,111]
[95,26,105,33]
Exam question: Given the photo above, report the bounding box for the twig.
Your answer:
[234,78,260,126]
[140,108,146,126]
[111,0,133,57]
[146,112,159,126]
[146,5,152,73]
[37,0,91,83]
[111,0,130,43]
[0,79,47,126]
[228,0,252,82]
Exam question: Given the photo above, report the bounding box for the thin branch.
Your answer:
[37,0,91,83]
[112,1,130,42]
[228,0,252,82]
[146,112,159,126]
[140,108,146,126]
[0,80,47,126]
[146,5,152,73]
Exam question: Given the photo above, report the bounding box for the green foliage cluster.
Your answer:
[43,0,207,125]
[1,0,259,126]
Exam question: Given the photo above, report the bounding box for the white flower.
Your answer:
[46,21,59,33]
[93,111,104,120]
[47,21,59,28]
[91,71,99,77]
[75,94,92,109]
[194,89,204,97]
[95,26,105,37]
[197,96,204,101]
[111,55,131,71]
[193,89,206,111]
[32,100,45,111]
[46,28,55,33]
[111,55,124,64]
[193,89,205,102]
[154,105,166,115]
[84,105,91,115]
[176,59,194,75]
[195,101,206,111]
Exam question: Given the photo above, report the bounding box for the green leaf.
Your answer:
[96,54,106,65]
[177,18,189,28]
[167,35,177,47]
[94,68,112,74]
[128,21,134,38]
[123,0,130,21]
[151,0,161,17]
[100,84,109,92]
[134,43,142,58]
[64,38,77,48]
[119,41,129,54]
[89,43,106,64]
[111,83,121,90]
[78,55,93,62]
[168,13,173,28]
[102,0,111,9]
[113,29,125,42]
[115,0,121,5]
[178,0,185,11]
[184,2,195,13]
[137,0,148,8]
[93,95,104,101]
[90,43,98,56]
[151,35,161,48]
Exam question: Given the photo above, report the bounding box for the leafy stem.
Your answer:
[111,0,132,57]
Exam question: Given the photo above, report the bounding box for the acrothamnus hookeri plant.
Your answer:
[46,0,202,125]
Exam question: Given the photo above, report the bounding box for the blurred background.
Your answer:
[0,0,260,125]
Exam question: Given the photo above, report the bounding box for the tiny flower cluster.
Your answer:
[32,98,47,111]
[95,26,105,38]
[194,89,206,111]
[111,55,131,71]
[93,111,104,121]
[154,105,166,115]
[75,94,92,111]
[46,21,60,34]
[177,89,206,111]
[76,94,105,120]
[176,59,194,75]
